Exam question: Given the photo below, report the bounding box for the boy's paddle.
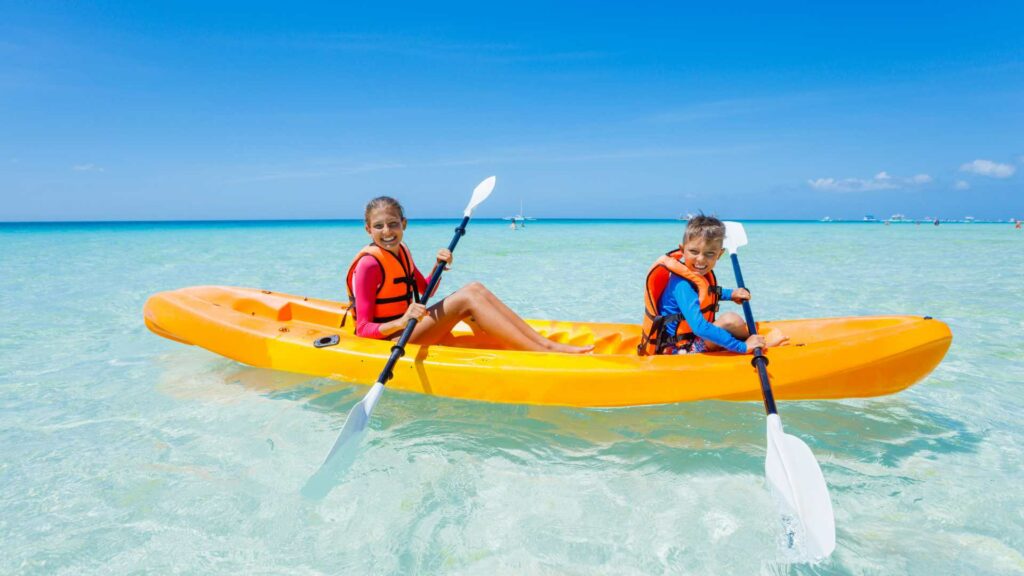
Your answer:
[302,176,496,499]
[723,221,836,559]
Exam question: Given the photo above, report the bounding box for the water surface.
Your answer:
[2,220,1022,574]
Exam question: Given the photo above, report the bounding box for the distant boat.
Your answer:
[820,216,833,222]
[964,216,976,223]
[863,214,878,222]
[889,213,907,223]
[503,200,537,230]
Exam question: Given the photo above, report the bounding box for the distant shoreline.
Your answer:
[1,218,1018,226]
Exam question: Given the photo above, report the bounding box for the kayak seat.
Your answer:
[591,333,621,354]
[232,297,293,321]
[289,302,346,327]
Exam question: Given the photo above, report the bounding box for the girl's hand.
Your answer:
[731,288,751,304]
[744,334,767,353]
[436,249,453,270]
[401,303,428,326]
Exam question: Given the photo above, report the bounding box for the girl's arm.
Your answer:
[352,256,386,339]
[416,247,452,299]
[414,267,431,297]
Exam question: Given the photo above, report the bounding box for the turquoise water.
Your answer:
[2,220,1022,574]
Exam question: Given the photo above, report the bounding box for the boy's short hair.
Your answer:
[682,214,726,244]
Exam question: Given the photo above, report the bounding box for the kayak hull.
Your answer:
[143,286,952,408]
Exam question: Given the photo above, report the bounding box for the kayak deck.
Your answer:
[143,286,952,407]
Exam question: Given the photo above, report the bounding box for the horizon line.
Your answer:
[1,217,1016,225]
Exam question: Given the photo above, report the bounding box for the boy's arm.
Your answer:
[674,282,747,353]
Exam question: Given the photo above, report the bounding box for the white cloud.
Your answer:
[954,180,970,190]
[959,159,1015,178]
[808,175,895,192]
[808,171,932,193]
[72,163,104,172]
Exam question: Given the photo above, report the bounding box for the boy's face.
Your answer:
[679,236,725,276]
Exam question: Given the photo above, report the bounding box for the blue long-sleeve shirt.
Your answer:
[659,274,747,353]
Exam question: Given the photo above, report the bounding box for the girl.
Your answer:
[345,196,592,354]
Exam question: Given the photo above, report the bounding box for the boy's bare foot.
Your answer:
[765,328,789,347]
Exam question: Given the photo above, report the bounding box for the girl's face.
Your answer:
[365,206,406,254]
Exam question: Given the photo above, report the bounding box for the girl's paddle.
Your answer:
[723,221,836,558]
[302,176,496,499]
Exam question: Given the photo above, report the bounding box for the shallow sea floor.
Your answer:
[2,220,1022,574]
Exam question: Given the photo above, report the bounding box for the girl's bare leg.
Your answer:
[471,283,593,352]
[409,282,591,353]
[472,283,594,353]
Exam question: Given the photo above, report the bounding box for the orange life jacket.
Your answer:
[343,243,420,327]
[638,249,720,355]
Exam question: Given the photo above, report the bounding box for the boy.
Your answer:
[639,215,787,355]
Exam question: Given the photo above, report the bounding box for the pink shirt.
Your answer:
[352,254,429,339]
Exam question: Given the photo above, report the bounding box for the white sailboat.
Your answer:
[503,200,537,230]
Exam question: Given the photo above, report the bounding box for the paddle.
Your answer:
[723,221,836,559]
[302,176,496,499]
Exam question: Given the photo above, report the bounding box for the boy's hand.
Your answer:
[436,249,453,270]
[731,288,751,304]
[744,334,767,352]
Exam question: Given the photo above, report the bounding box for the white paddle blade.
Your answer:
[300,382,385,499]
[723,221,748,255]
[765,414,836,559]
[465,176,496,217]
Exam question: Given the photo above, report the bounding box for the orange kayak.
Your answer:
[143,286,952,407]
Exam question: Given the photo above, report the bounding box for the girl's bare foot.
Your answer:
[545,340,594,354]
[566,344,594,354]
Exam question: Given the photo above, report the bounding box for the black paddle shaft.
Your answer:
[374,216,471,385]
[729,252,779,416]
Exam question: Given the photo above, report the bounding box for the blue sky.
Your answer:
[2,1,1022,221]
